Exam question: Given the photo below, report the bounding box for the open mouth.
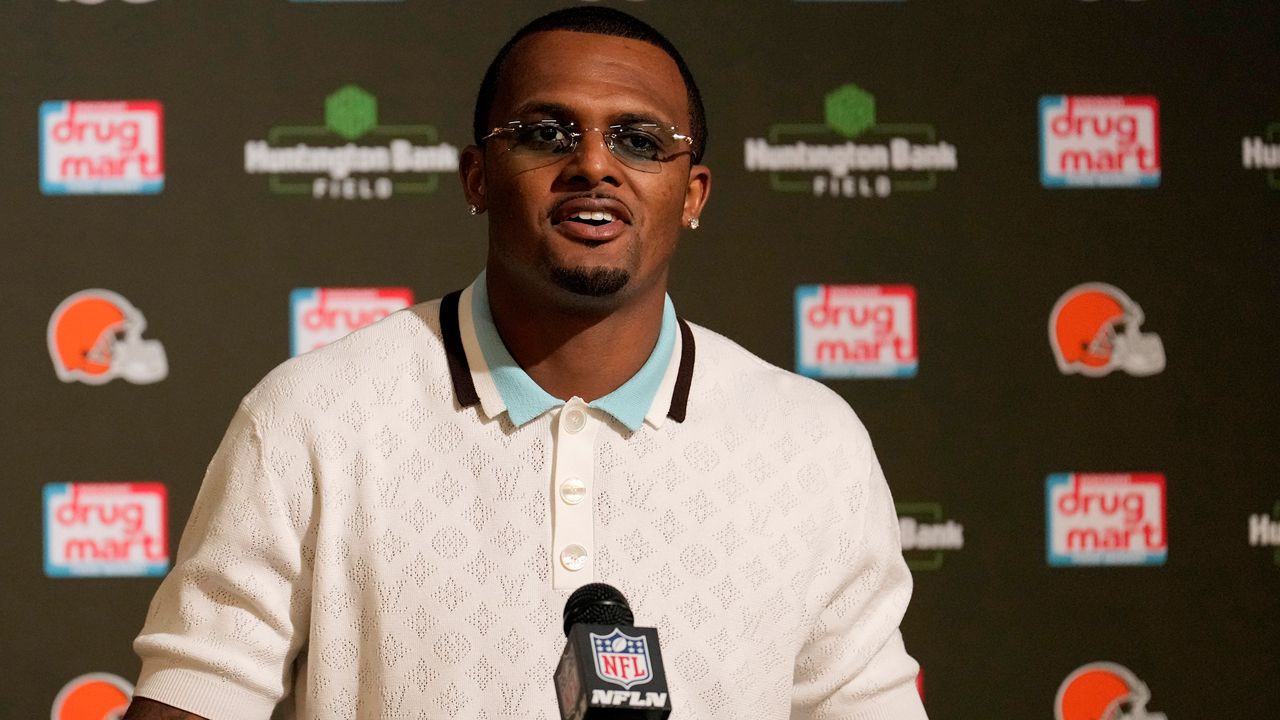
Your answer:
[564,210,617,227]
[550,198,630,243]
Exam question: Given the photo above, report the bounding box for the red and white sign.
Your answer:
[290,287,414,356]
[1047,473,1166,566]
[40,101,164,194]
[1040,95,1160,187]
[795,284,917,378]
[44,483,169,577]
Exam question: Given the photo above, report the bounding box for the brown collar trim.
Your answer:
[668,317,696,423]
[438,289,695,424]
[440,290,480,409]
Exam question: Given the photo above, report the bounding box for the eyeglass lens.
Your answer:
[495,122,687,173]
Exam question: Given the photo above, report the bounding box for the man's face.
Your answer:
[462,30,711,310]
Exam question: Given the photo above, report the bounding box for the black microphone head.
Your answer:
[563,582,634,637]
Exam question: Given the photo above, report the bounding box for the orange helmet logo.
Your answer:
[50,673,132,720]
[47,290,168,385]
[1049,283,1165,377]
[1055,662,1166,720]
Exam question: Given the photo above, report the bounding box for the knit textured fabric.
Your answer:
[132,297,926,720]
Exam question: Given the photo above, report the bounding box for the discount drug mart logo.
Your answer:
[1055,662,1166,720]
[245,84,458,200]
[51,673,134,720]
[40,101,163,195]
[1046,473,1166,567]
[1040,96,1159,188]
[44,482,169,577]
[745,84,957,199]
[290,287,413,356]
[795,284,917,378]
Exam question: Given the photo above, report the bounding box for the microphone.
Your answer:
[554,583,672,720]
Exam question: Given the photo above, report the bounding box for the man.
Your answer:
[126,8,927,719]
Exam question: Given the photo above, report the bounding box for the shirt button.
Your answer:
[559,478,586,505]
[564,409,586,433]
[560,544,588,571]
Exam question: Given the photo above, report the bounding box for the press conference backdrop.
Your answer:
[3,1,1277,718]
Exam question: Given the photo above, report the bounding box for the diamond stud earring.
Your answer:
[688,217,700,230]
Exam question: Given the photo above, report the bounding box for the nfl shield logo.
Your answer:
[590,629,653,689]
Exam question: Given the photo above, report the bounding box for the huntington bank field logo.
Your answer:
[51,673,134,720]
[796,284,917,378]
[1055,662,1167,720]
[1248,501,1280,566]
[44,482,169,578]
[1241,122,1280,189]
[40,101,163,194]
[745,84,957,199]
[1046,473,1166,567]
[897,502,964,571]
[244,85,458,200]
[290,287,413,355]
[1040,96,1160,187]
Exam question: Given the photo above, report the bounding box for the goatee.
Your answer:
[549,266,630,297]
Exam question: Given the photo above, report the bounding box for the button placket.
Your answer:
[550,398,599,589]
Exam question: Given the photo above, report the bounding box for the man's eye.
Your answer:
[516,124,571,151]
[614,130,663,159]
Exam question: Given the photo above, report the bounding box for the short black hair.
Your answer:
[472,7,707,164]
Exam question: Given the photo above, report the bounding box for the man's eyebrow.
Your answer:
[614,111,674,127]
[512,101,574,119]
[509,103,675,127]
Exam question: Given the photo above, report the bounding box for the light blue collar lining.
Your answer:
[470,271,676,431]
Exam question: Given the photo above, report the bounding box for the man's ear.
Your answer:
[459,145,487,212]
[682,163,712,225]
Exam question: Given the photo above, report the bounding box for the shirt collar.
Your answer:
[445,272,690,431]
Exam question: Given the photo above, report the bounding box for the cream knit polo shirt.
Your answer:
[133,282,927,720]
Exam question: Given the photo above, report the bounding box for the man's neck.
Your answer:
[485,271,667,404]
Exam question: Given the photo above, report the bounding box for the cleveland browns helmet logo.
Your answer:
[47,289,168,385]
[1049,283,1165,377]
[1055,662,1167,720]
[50,673,133,720]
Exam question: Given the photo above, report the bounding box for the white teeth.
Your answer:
[570,210,614,222]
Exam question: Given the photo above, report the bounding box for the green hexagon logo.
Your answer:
[824,84,876,139]
[325,85,378,140]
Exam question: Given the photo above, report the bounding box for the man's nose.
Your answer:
[560,128,621,185]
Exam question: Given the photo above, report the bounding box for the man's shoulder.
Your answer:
[242,297,449,415]
[685,320,866,431]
